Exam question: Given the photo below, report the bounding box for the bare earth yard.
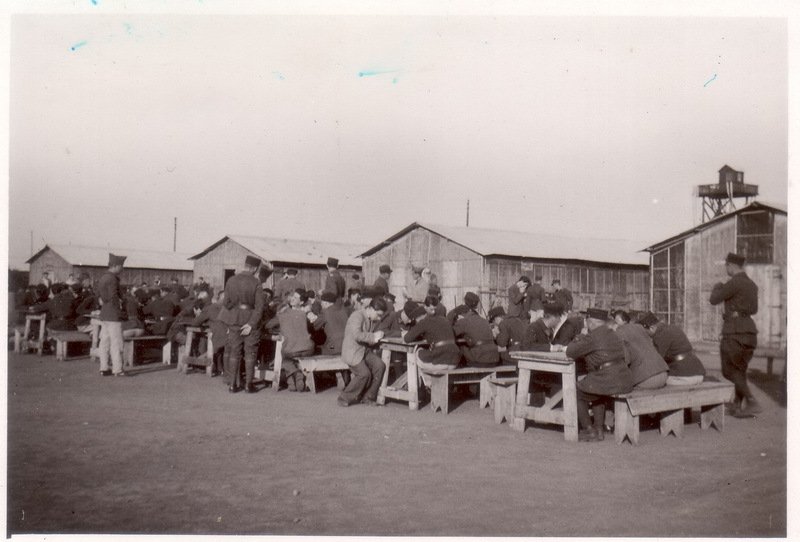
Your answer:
[6,350,786,537]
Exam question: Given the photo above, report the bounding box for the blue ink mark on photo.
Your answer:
[392,77,398,84]
[90,0,98,5]
[358,68,399,78]
[272,71,285,80]
[70,41,88,51]
[704,74,717,87]
[124,22,133,35]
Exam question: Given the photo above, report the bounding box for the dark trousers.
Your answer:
[577,389,610,430]
[720,335,756,402]
[224,325,261,388]
[339,351,386,405]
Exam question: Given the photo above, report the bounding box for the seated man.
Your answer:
[610,310,668,390]
[32,282,79,332]
[266,289,315,392]
[639,311,706,387]
[521,302,566,352]
[191,291,229,376]
[488,306,525,365]
[344,288,362,317]
[453,292,499,367]
[403,302,461,378]
[566,308,633,442]
[122,286,146,339]
[309,291,348,355]
[143,286,178,335]
[338,297,387,407]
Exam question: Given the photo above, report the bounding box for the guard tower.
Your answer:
[697,165,759,223]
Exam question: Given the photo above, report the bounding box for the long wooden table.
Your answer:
[377,337,426,410]
[509,351,579,442]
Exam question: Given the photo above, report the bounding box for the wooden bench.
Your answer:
[123,335,168,367]
[756,347,787,380]
[612,382,735,445]
[427,365,517,414]
[480,376,519,424]
[16,313,47,355]
[252,336,283,391]
[50,331,93,361]
[297,355,350,393]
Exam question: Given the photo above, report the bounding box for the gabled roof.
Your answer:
[189,235,365,267]
[360,222,649,266]
[26,244,194,271]
[719,164,740,173]
[643,200,787,253]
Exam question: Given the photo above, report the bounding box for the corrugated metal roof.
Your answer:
[643,200,787,252]
[361,222,649,266]
[190,235,366,267]
[27,244,194,271]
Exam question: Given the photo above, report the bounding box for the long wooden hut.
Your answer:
[26,244,194,287]
[189,235,366,294]
[643,201,787,351]
[360,222,649,313]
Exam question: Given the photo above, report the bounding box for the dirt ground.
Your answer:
[6,349,786,537]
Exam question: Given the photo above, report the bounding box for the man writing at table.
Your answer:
[338,297,388,407]
[566,308,633,442]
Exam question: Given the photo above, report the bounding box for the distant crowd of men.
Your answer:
[17,249,760,442]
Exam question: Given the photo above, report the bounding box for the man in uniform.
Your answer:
[274,268,304,301]
[552,279,574,312]
[453,292,499,367]
[507,276,531,318]
[97,253,128,376]
[219,255,265,393]
[710,252,760,417]
[528,275,546,312]
[324,257,346,301]
[374,264,392,295]
[566,308,633,441]
[489,306,525,365]
[309,291,349,355]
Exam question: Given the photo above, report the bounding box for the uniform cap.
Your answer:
[637,311,659,328]
[552,278,561,286]
[287,268,298,275]
[403,300,419,317]
[320,291,338,303]
[488,306,506,321]
[725,252,746,266]
[327,257,339,268]
[108,253,127,267]
[258,268,272,282]
[464,291,480,308]
[584,308,609,321]
[518,276,531,285]
[379,264,393,274]
[245,255,261,268]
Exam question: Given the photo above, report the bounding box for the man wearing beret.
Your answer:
[453,292,499,367]
[566,308,633,441]
[219,254,266,393]
[710,252,760,417]
[374,264,392,296]
[97,253,128,376]
[324,257,346,301]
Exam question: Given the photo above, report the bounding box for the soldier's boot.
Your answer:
[593,403,606,441]
[734,396,762,418]
[294,372,306,392]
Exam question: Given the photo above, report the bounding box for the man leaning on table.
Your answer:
[566,308,633,442]
[338,297,388,407]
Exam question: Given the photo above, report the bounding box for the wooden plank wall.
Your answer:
[28,250,71,285]
[192,239,362,295]
[72,266,194,289]
[362,227,483,313]
[485,258,649,312]
[774,214,787,267]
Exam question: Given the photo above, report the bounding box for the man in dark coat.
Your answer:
[373,264,392,295]
[489,306,525,365]
[507,276,531,319]
[32,283,79,332]
[566,308,633,441]
[191,292,229,376]
[710,252,760,417]
[404,302,461,373]
[610,310,668,390]
[310,291,349,355]
[551,279,574,312]
[639,311,706,387]
[144,286,178,335]
[528,275,547,312]
[97,253,128,376]
[219,255,266,393]
[453,292,499,367]
[274,268,305,301]
[324,257,346,301]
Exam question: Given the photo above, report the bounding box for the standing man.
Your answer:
[507,276,531,318]
[552,279,574,312]
[405,265,430,302]
[710,252,760,417]
[324,257,346,301]
[97,253,128,377]
[274,269,304,301]
[219,255,265,394]
[338,297,387,406]
[528,275,546,312]
[374,264,392,295]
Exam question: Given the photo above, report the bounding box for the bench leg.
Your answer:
[123,341,135,367]
[701,403,725,432]
[495,384,516,424]
[162,342,172,365]
[55,340,65,361]
[271,347,282,391]
[479,376,493,409]
[14,328,22,353]
[407,351,420,411]
[36,321,46,355]
[429,374,448,414]
[306,371,317,393]
[614,400,639,445]
[335,371,346,390]
[660,409,684,438]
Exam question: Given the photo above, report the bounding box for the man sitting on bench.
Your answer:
[267,289,315,392]
[308,291,348,355]
[337,297,387,407]
[453,292,499,367]
[403,301,461,386]
[638,311,706,388]
[566,308,634,442]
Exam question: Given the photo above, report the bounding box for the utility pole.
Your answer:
[173,217,177,252]
[466,199,470,227]
[30,230,33,256]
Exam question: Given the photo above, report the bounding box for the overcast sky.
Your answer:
[7,6,789,269]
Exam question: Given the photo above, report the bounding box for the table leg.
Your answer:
[561,368,578,442]
[23,317,32,353]
[36,316,47,355]
[406,351,419,411]
[376,349,391,406]
[512,368,532,432]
